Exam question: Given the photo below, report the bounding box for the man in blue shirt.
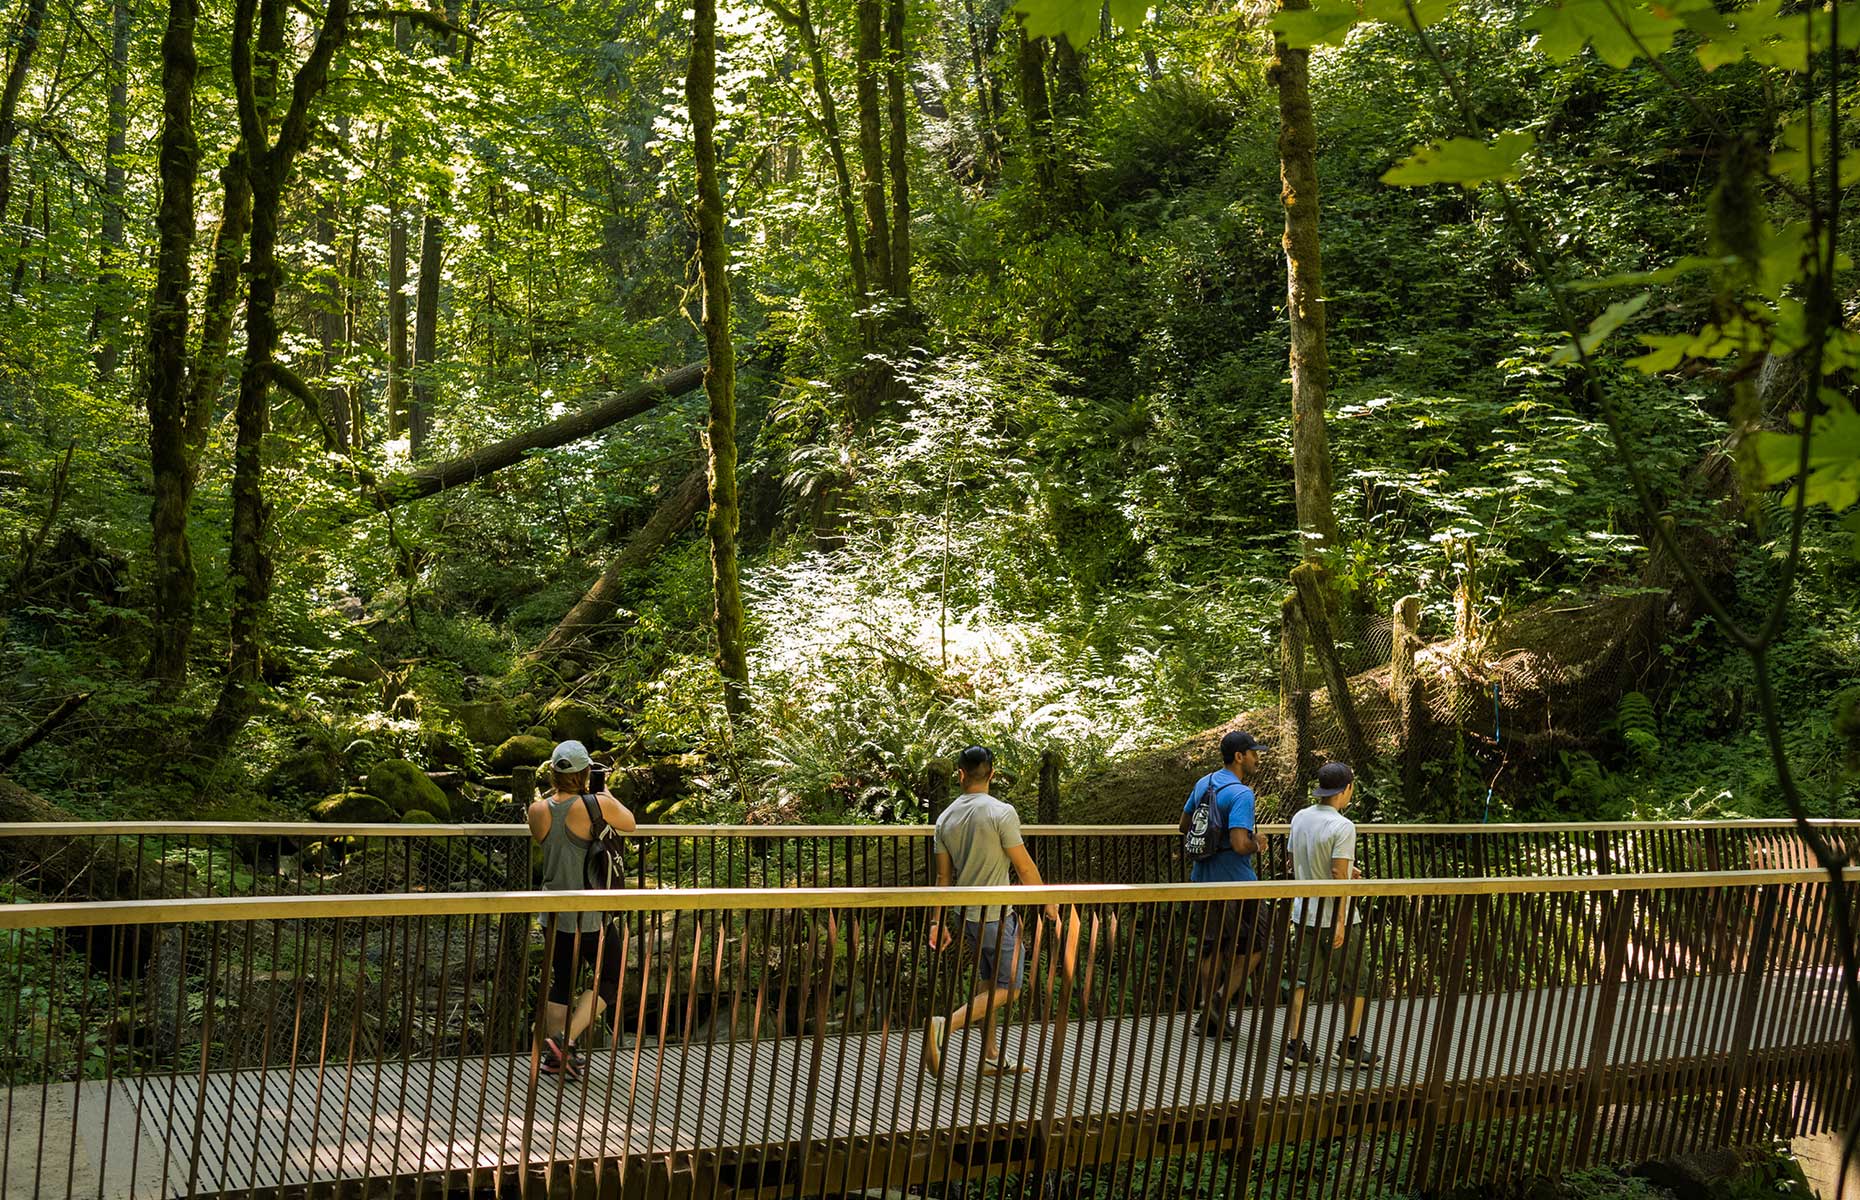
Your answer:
[1178,729,1266,1038]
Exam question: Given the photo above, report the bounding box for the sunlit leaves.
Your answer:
[1527,0,1683,66]
[1382,131,1535,187]
[1524,0,1829,72]
[1268,0,1451,49]
[1550,292,1650,364]
[1753,399,1860,555]
[1013,0,1147,48]
[1769,115,1860,191]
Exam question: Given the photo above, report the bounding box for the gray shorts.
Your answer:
[962,912,1027,990]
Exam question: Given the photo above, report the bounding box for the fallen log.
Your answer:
[534,465,709,659]
[364,361,706,513]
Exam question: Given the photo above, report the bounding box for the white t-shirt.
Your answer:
[1289,802,1359,927]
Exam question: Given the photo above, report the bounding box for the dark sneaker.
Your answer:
[541,1036,583,1081]
[1280,1039,1315,1069]
[1332,1037,1381,1070]
[1198,1011,1241,1040]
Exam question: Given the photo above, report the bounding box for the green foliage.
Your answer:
[1382,131,1536,188]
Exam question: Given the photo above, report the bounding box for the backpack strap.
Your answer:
[579,794,610,889]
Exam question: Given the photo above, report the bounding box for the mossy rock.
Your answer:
[329,651,384,684]
[524,725,551,740]
[365,759,452,820]
[312,792,397,824]
[402,809,440,824]
[452,699,517,747]
[263,747,343,802]
[492,734,555,771]
[543,698,607,748]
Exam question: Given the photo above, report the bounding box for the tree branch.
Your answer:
[0,692,90,772]
[230,0,264,156]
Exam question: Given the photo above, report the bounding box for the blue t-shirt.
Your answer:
[1182,769,1258,883]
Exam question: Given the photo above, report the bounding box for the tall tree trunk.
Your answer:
[142,0,201,692]
[409,0,462,460]
[1272,0,1339,554]
[0,0,48,234]
[960,0,1000,178]
[204,0,350,755]
[344,188,364,445]
[90,0,130,381]
[1013,21,1054,198]
[690,0,748,719]
[779,0,873,351]
[883,0,910,305]
[1051,31,1085,128]
[384,16,410,439]
[852,0,892,305]
[312,116,348,448]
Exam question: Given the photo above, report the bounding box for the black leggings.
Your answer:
[545,924,624,1007]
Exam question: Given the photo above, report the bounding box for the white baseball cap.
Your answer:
[550,740,592,773]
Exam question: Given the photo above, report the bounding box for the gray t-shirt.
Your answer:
[1289,802,1360,927]
[932,792,1024,922]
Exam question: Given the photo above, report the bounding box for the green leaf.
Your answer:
[1381,131,1535,188]
[1528,0,1681,66]
[1013,0,1107,47]
[1568,255,1728,290]
[1550,292,1650,364]
[1753,399,1860,514]
[1270,0,1361,48]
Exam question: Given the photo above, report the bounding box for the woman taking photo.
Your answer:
[528,739,637,1079]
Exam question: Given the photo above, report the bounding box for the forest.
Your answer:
[0,0,1855,833]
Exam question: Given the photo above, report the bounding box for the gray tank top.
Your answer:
[539,795,603,933]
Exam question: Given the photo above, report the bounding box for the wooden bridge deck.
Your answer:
[7,968,1847,1199]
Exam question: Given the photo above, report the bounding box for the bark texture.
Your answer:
[689,0,749,717]
[365,361,705,511]
[775,0,873,352]
[409,0,462,458]
[853,0,892,302]
[1272,0,1340,553]
[1013,22,1054,197]
[91,0,131,380]
[883,0,910,304]
[142,0,202,691]
[535,466,708,658]
[204,0,351,756]
[0,0,47,233]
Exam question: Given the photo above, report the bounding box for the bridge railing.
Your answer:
[0,869,1851,1199]
[0,818,1852,903]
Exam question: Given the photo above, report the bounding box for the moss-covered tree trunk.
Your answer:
[690,0,748,718]
[205,0,351,755]
[409,0,462,460]
[853,0,893,308]
[780,0,873,353]
[90,0,131,381]
[1272,0,1339,555]
[1013,21,1055,199]
[883,0,910,305]
[142,0,201,692]
[0,0,48,234]
[385,16,411,439]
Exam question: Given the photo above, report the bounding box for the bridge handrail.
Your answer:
[0,866,1851,928]
[0,817,1853,838]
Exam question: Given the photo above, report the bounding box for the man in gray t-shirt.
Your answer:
[1281,762,1380,1072]
[923,746,1057,1079]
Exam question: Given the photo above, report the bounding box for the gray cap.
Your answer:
[550,740,592,773]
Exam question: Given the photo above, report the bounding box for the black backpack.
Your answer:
[578,794,628,889]
[1183,776,1238,862]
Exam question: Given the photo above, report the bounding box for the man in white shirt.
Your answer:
[1282,761,1380,1070]
[923,745,1058,1079]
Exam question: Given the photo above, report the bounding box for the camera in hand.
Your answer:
[589,763,608,795]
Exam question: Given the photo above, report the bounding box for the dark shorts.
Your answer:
[1199,899,1267,955]
[1287,922,1371,998]
[962,912,1028,991]
[545,923,624,1007]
